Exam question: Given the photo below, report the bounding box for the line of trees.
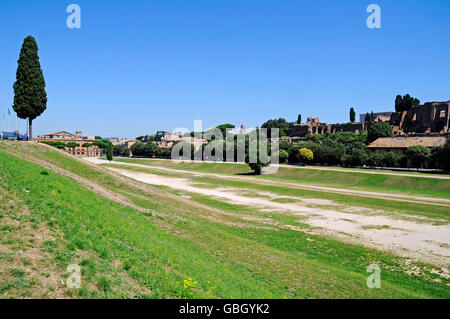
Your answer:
[130,142,172,158]
[135,117,450,172]
[395,94,420,112]
[277,132,450,170]
[39,139,123,158]
[113,144,131,157]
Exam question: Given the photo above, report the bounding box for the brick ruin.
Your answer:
[291,117,365,137]
[390,101,450,135]
[290,101,450,138]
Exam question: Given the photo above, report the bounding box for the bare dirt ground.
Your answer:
[87,159,450,268]
[86,159,450,207]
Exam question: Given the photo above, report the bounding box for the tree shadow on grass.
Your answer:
[237,172,259,176]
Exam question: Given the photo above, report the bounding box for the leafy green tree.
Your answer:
[298,148,313,162]
[437,138,450,171]
[93,140,110,149]
[350,107,356,123]
[383,152,400,167]
[106,143,113,162]
[12,36,47,140]
[155,131,166,142]
[171,141,194,160]
[122,148,131,157]
[82,143,92,147]
[406,146,431,169]
[442,138,450,171]
[113,144,125,156]
[395,94,420,112]
[430,138,450,170]
[247,151,270,175]
[39,141,65,149]
[261,118,293,137]
[156,147,172,159]
[296,114,302,125]
[368,122,393,143]
[216,124,235,137]
[246,130,270,175]
[95,136,102,140]
[130,142,144,156]
[368,152,383,167]
[364,111,376,127]
[342,148,369,166]
[66,142,78,148]
[278,149,289,163]
[279,140,292,152]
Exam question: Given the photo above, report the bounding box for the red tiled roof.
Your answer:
[368,136,446,149]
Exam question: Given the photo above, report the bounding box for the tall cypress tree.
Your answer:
[106,142,113,162]
[296,114,302,124]
[350,107,356,123]
[13,36,47,140]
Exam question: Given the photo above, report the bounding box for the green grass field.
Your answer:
[0,141,449,298]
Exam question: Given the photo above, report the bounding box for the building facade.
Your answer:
[37,131,102,157]
[367,136,446,156]
[66,144,102,157]
[360,112,393,123]
[367,136,446,168]
[158,133,207,149]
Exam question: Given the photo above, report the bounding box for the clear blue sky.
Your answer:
[0,0,449,138]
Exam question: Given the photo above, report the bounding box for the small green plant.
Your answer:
[78,286,91,298]
[10,268,26,278]
[122,259,133,271]
[183,277,197,290]
[21,258,32,266]
[97,276,111,293]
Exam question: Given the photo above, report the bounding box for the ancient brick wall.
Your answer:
[390,101,450,134]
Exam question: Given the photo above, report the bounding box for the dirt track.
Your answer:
[87,158,450,268]
[85,158,450,207]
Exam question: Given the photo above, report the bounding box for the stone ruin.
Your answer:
[390,101,450,135]
[290,117,365,137]
[290,101,450,138]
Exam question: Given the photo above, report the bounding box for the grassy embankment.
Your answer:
[0,141,448,298]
